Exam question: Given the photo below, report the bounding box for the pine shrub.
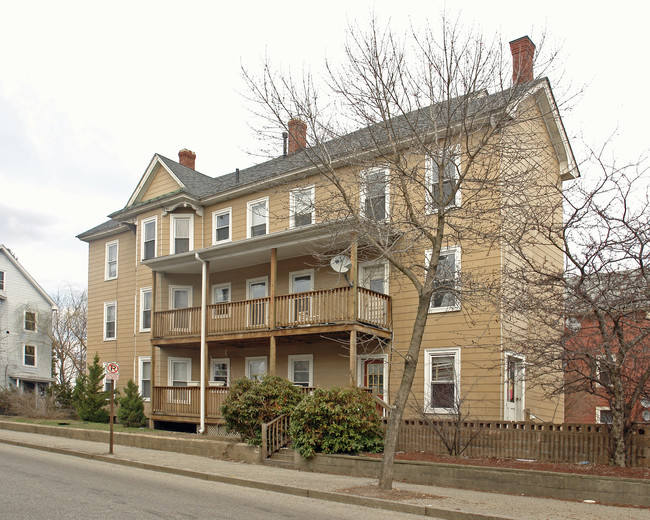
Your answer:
[289,386,384,458]
[221,375,302,445]
[117,379,146,428]
[72,353,110,423]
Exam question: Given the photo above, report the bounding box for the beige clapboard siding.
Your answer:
[140,165,182,202]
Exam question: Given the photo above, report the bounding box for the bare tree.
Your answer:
[502,146,650,466]
[244,17,568,488]
[48,286,87,391]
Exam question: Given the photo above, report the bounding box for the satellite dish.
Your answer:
[330,255,351,273]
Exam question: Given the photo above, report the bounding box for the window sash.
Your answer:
[0,271,4,291]
[106,243,118,279]
[212,362,229,385]
[24,312,36,331]
[429,249,459,311]
[141,290,152,331]
[249,200,268,237]
[362,169,388,220]
[291,187,314,227]
[214,211,230,242]
[140,360,151,399]
[173,216,191,254]
[24,345,36,366]
[428,146,460,209]
[105,304,116,339]
[143,220,156,260]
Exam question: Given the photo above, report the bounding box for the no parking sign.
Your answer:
[106,362,119,381]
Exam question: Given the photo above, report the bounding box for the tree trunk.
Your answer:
[610,389,628,467]
[378,295,431,489]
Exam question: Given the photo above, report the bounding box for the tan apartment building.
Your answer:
[78,37,577,433]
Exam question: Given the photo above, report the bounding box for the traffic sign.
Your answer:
[106,362,119,380]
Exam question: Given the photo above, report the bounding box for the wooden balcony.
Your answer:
[152,287,391,341]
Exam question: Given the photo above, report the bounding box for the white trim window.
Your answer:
[105,240,118,280]
[140,288,152,332]
[24,310,37,332]
[141,216,157,260]
[245,356,267,380]
[426,246,461,313]
[288,354,313,387]
[211,358,230,386]
[168,357,192,387]
[102,362,112,392]
[424,348,460,414]
[170,285,192,330]
[0,270,4,291]
[360,168,389,221]
[104,302,117,340]
[212,208,232,244]
[139,356,151,400]
[596,407,613,424]
[247,197,269,238]
[425,145,461,212]
[211,282,231,318]
[171,214,193,254]
[290,186,315,228]
[360,261,389,295]
[23,345,36,367]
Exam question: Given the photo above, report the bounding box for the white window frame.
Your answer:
[169,285,193,309]
[289,185,315,228]
[287,354,313,387]
[103,302,117,341]
[245,356,268,380]
[102,362,112,393]
[210,358,230,387]
[289,269,314,293]
[0,270,5,291]
[168,356,192,386]
[212,207,232,245]
[360,167,389,221]
[170,214,194,254]
[596,406,613,424]
[359,260,389,295]
[424,347,461,414]
[105,240,118,281]
[426,246,461,313]
[140,287,152,332]
[141,216,157,261]
[23,310,37,332]
[23,344,36,367]
[246,277,268,299]
[138,356,151,401]
[211,282,232,318]
[247,197,269,238]
[425,145,461,213]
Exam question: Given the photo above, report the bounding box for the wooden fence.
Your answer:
[386,419,650,467]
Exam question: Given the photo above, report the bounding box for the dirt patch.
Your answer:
[364,451,650,480]
[337,484,443,502]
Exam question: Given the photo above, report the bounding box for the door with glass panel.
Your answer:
[247,278,267,328]
[171,287,191,331]
[504,355,524,421]
[290,272,313,323]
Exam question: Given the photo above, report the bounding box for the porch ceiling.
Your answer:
[143,221,352,275]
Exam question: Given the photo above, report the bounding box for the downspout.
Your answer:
[195,253,208,434]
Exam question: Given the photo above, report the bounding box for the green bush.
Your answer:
[117,379,146,428]
[221,376,303,445]
[72,353,110,423]
[289,386,384,458]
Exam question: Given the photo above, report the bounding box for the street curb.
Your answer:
[0,437,509,520]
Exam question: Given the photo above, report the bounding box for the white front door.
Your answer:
[504,355,524,421]
[290,271,314,322]
[246,277,268,327]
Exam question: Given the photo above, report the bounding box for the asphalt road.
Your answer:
[0,443,427,520]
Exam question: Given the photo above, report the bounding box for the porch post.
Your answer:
[349,235,358,385]
[269,248,277,375]
[151,271,157,415]
[349,330,357,386]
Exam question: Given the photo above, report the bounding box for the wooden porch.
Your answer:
[152,286,392,342]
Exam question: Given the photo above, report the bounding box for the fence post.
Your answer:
[261,422,268,461]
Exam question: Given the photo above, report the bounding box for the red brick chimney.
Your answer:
[178,149,196,170]
[287,118,307,154]
[509,36,536,84]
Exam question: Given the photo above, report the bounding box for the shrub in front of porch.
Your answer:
[117,379,146,428]
[221,376,302,445]
[289,386,384,458]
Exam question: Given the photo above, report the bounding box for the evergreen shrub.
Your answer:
[72,353,110,423]
[117,379,146,428]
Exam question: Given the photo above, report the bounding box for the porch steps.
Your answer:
[264,447,295,468]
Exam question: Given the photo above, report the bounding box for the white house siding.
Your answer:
[0,248,55,393]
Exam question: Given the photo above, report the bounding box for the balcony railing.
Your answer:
[153,287,391,339]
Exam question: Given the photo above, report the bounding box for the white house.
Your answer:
[0,245,57,394]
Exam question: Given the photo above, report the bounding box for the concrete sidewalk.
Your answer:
[0,428,646,520]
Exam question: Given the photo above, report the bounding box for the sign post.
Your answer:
[105,362,119,455]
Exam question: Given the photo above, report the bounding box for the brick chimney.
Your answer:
[178,149,196,170]
[287,118,307,155]
[509,36,536,84]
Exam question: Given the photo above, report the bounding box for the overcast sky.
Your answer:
[1,1,648,295]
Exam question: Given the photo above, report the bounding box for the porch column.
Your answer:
[349,330,357,386]
[151,270,157,338]
[349,235,358,385]
[151,271,157,416]
[269,248,277,375]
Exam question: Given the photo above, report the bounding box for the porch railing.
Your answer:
[153,287,391,338]
[152,385,230,418]
[261,413,291,458]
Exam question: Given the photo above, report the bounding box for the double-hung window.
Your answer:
[139,356,151,400]
[290,186,315,228]
[104,302,116,340]
[0,271,5,291]
[140,288,152,331]
[212,208,231,244]
[288,354,313,387]
[141,217,157,260]
[211,358,230,386]
[23,345,36,367]
[247,197,268,238]
[24,311,37,332]
[424,348,460,414]
[426,246,461,312]
[171,214,193,254]
[360,168,389,220]
[105,240,118,280]
[212,283,231,318]
[426,145,460,211]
